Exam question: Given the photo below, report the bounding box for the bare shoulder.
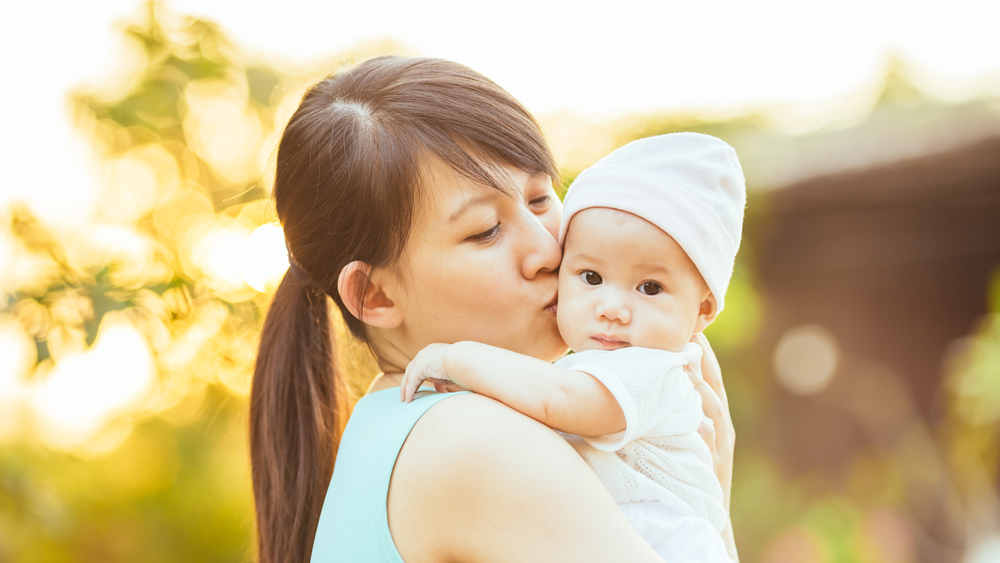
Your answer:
[393,392,584,493]
[388,393,661,563]
[411,391,572,455]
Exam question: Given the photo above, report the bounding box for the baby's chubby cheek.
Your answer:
[629,320,689,353]
[555,278,592,352]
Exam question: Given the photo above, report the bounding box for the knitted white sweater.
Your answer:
[555,343,727,533]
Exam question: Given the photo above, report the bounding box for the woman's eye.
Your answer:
[466,224,500,242]
[581,270,603,285]
[528,195,551,208]
[638,281,662,295]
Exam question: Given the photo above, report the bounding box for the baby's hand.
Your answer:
[400,343,454,403]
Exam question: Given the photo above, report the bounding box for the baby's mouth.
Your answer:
[591,335,630,349]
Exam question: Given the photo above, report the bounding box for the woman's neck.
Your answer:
[367,327,413,375]
[366,371,405,394]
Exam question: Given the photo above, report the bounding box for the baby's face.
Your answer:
[557,207,711,353]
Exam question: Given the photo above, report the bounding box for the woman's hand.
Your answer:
[688,333,739,561]
[687,333,735,510]
[400,343,455,402]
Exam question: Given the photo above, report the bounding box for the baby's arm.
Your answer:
[400,342,626,437]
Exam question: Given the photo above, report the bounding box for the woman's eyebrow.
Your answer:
[449,194,492,222]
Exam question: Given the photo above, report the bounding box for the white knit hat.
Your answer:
[559,132,746,313]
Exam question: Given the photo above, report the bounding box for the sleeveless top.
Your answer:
[309,388,468,563]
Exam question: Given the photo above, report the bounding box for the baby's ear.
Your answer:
[693,291,718,334]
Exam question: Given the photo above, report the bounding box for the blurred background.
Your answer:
[1,1,999,562]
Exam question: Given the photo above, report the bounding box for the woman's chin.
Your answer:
[540,331,570,361]
[496,317,567,361]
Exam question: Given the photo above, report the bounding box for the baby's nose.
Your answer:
[596,293,631,324]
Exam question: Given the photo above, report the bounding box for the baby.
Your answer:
[401,132,746,562]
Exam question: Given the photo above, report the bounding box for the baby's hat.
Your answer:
[559,132,747,313]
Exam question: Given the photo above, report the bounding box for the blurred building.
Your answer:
[747,88,1000,561]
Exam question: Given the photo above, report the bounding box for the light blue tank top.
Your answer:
[309,388,467,563]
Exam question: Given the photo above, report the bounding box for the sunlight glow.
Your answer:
[0,230,15,298]
[30,312,154,450]
[241,224,289,293]
[99,145,176,223]
[188,217,256,301]
[183,78,263,184]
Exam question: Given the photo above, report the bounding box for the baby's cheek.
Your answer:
[555,304,576,345]
[638,310,690,352]
[555,297,588,350]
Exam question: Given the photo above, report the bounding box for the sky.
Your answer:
[2,0,1000,226]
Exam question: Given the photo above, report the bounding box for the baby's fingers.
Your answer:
[401,370,424,403]
[401,362,416,402]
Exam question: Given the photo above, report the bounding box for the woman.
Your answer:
[249,56,736,563]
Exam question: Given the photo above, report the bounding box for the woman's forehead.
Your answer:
[418,160,539,214]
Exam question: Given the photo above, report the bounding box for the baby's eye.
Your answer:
[581,270,603,285]
[638,281,662,295]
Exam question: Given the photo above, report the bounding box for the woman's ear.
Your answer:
[693,291,718,334]
[337,261,405,329]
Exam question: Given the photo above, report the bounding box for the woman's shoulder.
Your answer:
[319,391,568,562]
[403,391,575,462]
[388,392,662,562]
[393,392,592,505]
[348,389,577,467]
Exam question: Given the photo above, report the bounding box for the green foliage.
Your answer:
[0,387,253,563]
[1,3,283,560]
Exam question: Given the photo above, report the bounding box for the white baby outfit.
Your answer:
[556,344,733,562]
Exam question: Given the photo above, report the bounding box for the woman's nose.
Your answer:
[520,212,562,280]
[596,291,631,325]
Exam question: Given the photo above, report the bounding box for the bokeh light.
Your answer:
[186,216,257,301]
[100,145,177,223]
[772,324,841,396]
[30,312,154,450]
[241,224,289,293]
[183,77,263,184]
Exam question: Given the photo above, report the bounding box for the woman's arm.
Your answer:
[400,341,626,436]
[387,392,666,563]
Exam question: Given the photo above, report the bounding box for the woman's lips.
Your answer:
[544,295,558,315]
[591,335,630,349]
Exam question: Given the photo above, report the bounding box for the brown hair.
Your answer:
[248,56,558,563]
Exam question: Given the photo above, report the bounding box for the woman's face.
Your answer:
[390,160,567,363]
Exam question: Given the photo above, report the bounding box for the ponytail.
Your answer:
[248,55,559,563]
[249,273,344,563]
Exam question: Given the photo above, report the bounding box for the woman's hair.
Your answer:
[249,55,558,563]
